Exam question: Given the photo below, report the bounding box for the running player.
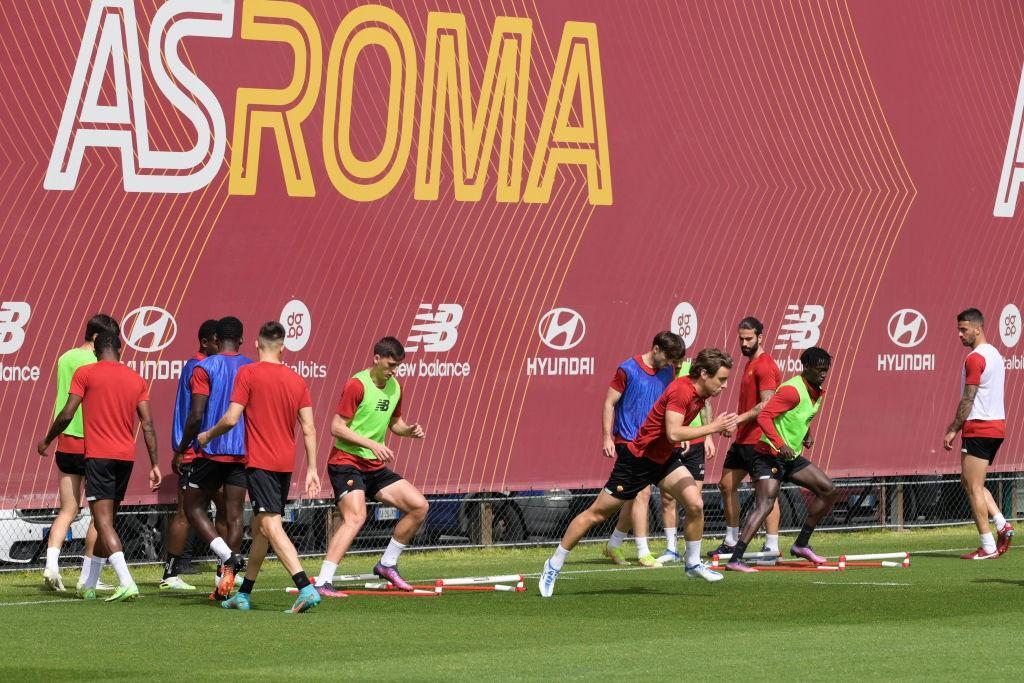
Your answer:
[710,317,782,558]
[37,333,161,601]
[175,316,252,599]
[725,346,837,572]
[38,313,119,592]
[539,349,739,596]
[160,319,219,590]
[198,321,321,613]
[943,308,1013,559]
[601,332,685,567]
[656,356,716,564]
[313,337,428,595]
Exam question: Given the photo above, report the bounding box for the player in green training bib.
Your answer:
[723,347,838,572]
[36,314,119,593]
[313,337,428,594]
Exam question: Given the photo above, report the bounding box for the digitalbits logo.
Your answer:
[670,302,698,350]
[280,299,311,352]
[1001,304,1021,348]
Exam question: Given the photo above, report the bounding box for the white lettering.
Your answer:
[525,356,595,376]
[0,363,41,382]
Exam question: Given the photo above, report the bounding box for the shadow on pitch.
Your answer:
[972,578,1024,586]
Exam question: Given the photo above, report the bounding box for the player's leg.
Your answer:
[726,475,780,572]
[43,469,83,591]
[212,488,229,541]
[960,453,998,558]
[763,499,781,553]
[539,491,627,597]
[258,511,318,612]
[371,477,428,590]
[603,499,634,566]
[982,487,1014,554]
[631,486,658,566]
[213,479,249,594]
[181,461,236,571]
[786,460,836,563]
[315,466,369,592]
[224,517,267,612]
[160,484,197,590]
[659,467,721,581]
[657,488,680,563]
[715,464,746,556]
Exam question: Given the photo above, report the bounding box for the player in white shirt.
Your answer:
[943,308,1012,560]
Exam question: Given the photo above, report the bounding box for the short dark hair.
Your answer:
[84,314,119,342]
[957,308,984,326]
[215,316,243,343]
[374,336,405,361]
[688,348,733,378]
[93,332,121,356]
[652,330,685,360]
[258,320,286,344]
[800,346,832,369]
[738,316,764,335]
[198,319,219,343]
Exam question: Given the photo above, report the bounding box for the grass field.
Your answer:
[0,526,1020,681]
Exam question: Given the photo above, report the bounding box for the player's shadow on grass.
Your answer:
[573,587,716,597]
[972,578,1024,586]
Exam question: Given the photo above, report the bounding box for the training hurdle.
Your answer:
[326,572,527,594]
[837,552,910,569]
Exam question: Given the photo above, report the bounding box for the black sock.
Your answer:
[239,578,256,595]
[795,523,815,547]
[730,540,749,563]
[292,572,311,590]
[162,554,181,580]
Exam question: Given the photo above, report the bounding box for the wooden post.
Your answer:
[894,483,905,532]
[481,501,494,546]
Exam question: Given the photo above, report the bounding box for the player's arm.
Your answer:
[390,416,425,439]
[666,409,738,443]
[756,389,799,458]
[37,394,83,456]
[943,384,979,450]
[198,403,244,445]
[740,389,776,424]
[176,393,208,455]
[137,400,162,490]
[701,403,718,458]
[331,414,395,463]
[601,387,623,458]
[297,406,320,497]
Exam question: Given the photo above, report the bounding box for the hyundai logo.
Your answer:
[887,309,927,348]
[122,306,177,352]
[538,308,586,351]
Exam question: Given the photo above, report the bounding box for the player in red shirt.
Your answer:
[711,317,782,557]
[37,334,161,602]
[540,349,739,596]
[198,322,321,613]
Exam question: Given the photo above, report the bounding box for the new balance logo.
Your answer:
[375,398,390,411]
[995,63,1024,217]
[0,302,31,355]
[406,304,463,353]
[774,305,824,351]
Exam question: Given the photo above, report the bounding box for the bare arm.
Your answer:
[332,414,395,463]
[176,393,208,453]
[946,384,978,435]
[297,406,321,497]
[38,394,83,454]
[601,387,623,457]
[666,409,738,443]
[390,416,425,439]
[198,403,243,445]
[740,389,776,424]
[136,400,162,489]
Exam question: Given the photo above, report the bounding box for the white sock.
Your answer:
[725,526,739,546]
[45,547,60,571]
[550,545,570,570]
[608,528,628,549]
[993,513,1007,531]
[764,534,780,552]
[85,556,105,589]
[684,540,702,567]
[80,555,92,578]
[316,561,338,586]
[665,528,678,553]
[108,551,133,586]
[209,537,233,563]
[981,532,997,553]
[381,538,406,567]
[635,536,650,558]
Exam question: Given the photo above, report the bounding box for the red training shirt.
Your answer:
[628,376,706,464]
[327,377,403,471]
[734,353,782,444]
[229,362,312,473]
[69,361,149,461]
[754,379,823,454]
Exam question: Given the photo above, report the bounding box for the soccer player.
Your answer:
[943,308,1013,559]
[656,356,716,564]
[710,317,782,558]
[725,347,837,572]
[38,313,119,592]
[174,316,252,599]
[539,349,739,597]
[37,333,161,601]
[600,332,685,567]
[160,319,220,590]
[313,337,428,595]
[198,321,321,613]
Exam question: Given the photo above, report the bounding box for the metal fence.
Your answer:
[3,474,1020,571]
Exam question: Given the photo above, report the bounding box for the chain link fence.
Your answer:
[3,474,1020,570]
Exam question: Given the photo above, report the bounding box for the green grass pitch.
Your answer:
[0,526,1020,681]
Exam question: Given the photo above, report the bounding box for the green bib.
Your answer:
[335,370,401,461]
[760,375,821,458]
[54,347,96,438]
[676,361,702,427]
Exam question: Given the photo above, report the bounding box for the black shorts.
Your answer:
[84,458,133,502]
[962,437,1003,463]
[750,452,812,483]
[187,457,247,492]
[722,443,757,472]
[328,464,404,502]
[603,444,686,500]
[247,468,291,515]
[176,461,194,491]
[55,451,86,476]
[676,442,706,481]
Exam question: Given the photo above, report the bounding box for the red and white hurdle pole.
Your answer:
[711,552,779,567]
[440,574,524,586]
[837,552,909,569]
